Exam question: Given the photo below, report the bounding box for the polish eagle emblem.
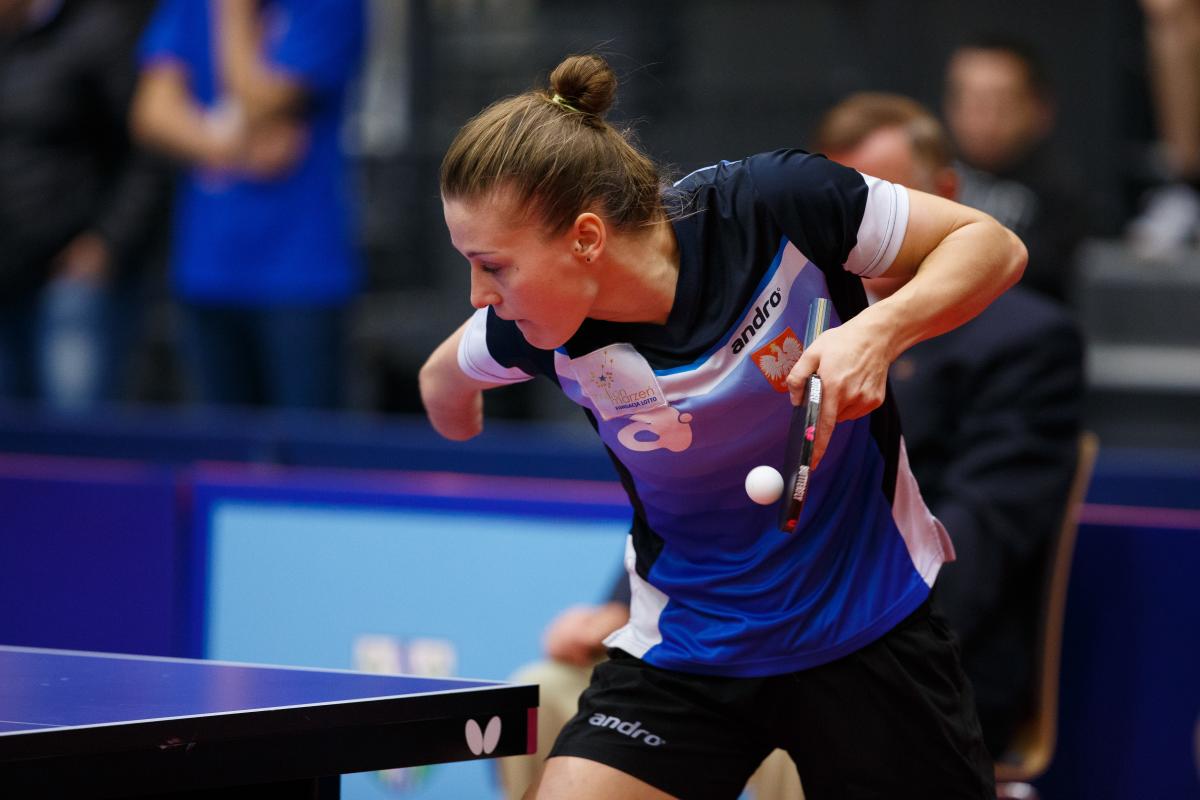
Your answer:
[751,327,803,393]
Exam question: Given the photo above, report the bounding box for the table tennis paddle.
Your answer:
[779,297,831,533]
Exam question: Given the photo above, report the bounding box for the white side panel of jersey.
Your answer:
[892,438,955,585]
[843,176,909,278]
[604,535,668,658]
[457,308,534,384]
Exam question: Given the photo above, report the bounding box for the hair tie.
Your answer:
[550,93,580,113]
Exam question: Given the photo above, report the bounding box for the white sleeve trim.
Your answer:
[843,175,910,278]
[456,308,535,385]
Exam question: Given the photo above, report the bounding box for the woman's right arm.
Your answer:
[419,320,506,441]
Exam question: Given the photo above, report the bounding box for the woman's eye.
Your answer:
[479,262,501,275]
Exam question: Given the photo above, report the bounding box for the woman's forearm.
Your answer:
[419,321,497,441]
[862,216,1026,363]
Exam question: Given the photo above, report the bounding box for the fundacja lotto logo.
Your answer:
[588,350,616,394]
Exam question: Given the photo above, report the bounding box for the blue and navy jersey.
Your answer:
[458,150,952,677]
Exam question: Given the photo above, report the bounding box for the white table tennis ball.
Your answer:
[745,465,784,505]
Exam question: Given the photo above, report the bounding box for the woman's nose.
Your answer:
[470,274,501,310]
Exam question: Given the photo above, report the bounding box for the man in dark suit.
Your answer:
[814,92,1086,756]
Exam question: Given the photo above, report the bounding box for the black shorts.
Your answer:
[549,599,994,800]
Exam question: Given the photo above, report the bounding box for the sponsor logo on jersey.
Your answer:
[616,405,694,453]
[588,713,667,746]
[607,385,662,414]
[575,344,667,420]
[586,349,617,393]
[730,288,783,355]
[751,327,804,393]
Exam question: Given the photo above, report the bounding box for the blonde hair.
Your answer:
[440,54,663,235]
[813,92,954,173]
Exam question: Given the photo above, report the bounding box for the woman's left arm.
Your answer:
[789,188,1027,468]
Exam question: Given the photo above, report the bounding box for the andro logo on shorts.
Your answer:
[588,713,667,746]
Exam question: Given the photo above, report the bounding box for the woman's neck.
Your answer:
[589,216,680,325]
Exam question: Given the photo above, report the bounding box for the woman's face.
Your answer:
[443,191,598,351]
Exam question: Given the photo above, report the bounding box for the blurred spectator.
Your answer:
[943,36,1087,304]
[497,91,1085,799]
[818,91,1085,759]
[0,0,167,412]
[1127,0,1200,259]
[131,0,365,409]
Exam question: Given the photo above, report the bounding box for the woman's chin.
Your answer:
[517,321,569,350]
[516,321,552,347]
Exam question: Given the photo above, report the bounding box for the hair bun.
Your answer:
[548,54,617,117]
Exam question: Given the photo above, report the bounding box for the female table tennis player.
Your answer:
[419,53,1025,799]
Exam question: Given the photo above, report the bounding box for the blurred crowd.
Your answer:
[0,0,1196,417]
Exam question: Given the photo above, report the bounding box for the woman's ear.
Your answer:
[573,212,606,263]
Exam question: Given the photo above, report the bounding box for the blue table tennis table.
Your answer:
[0,645,537,798]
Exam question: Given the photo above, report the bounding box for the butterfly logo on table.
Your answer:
[751,327,804,393]
[465,716,502,756]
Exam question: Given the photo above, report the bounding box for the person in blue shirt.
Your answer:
[420,54,1026,799]
[132,0,364,408]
